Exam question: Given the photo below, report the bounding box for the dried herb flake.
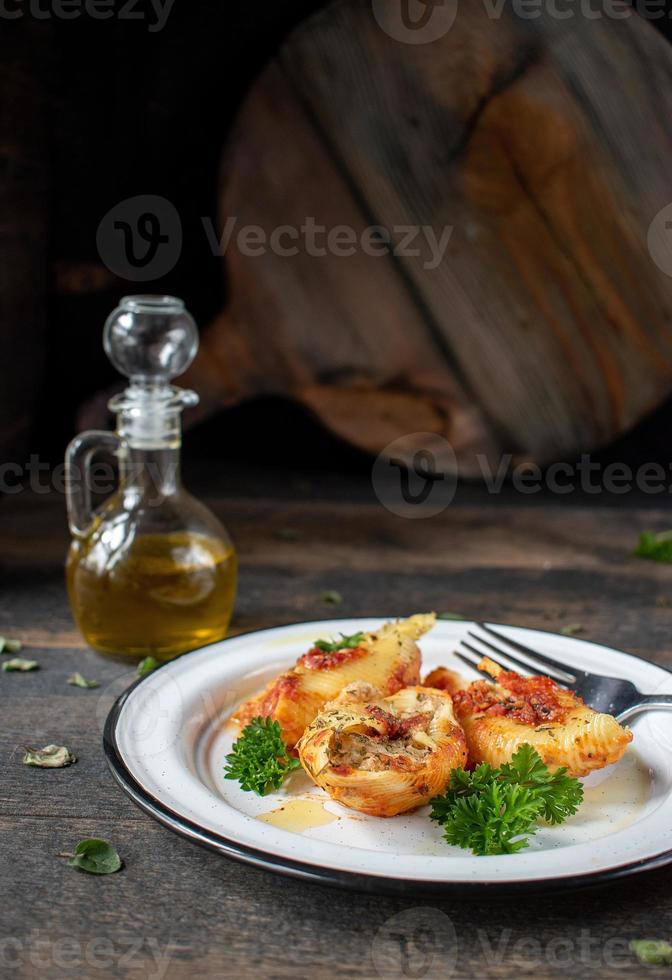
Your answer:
[3,658,38,672]
[560,624,583,637]
[636,531,672,564]
[23,744,76,768]
[630,940,672,966]
[67,672,100,689]
[137,656,160,677]
[275,527,301,541]
[321,591,343,606]
[62,839,122,875]
[0,637,23,653]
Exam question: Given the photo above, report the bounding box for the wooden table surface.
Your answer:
[2,467,672,979]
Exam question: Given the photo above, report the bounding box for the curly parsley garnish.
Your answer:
[224,716,300,795]
[430,744,583,855]
[312,632,366,653]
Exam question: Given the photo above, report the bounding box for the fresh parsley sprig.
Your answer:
[224,716,300,795]
[312,632,365,653]
[430,744,583,856]
[496,744,584,824]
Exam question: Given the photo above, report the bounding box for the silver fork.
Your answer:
[454,623,672,723]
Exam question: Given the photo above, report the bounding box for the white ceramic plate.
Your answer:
[104,619,672,894]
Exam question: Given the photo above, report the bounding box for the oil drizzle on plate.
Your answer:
[257,798,339,832]
[578,750,651,835]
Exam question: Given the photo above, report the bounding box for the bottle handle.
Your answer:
[65,431,122,539]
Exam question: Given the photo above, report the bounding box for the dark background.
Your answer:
[7,0,672,481]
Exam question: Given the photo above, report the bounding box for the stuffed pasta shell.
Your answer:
[446,656,632,777]
[424,666,466,697]
[232,614,434,749]
[297,683,468,817]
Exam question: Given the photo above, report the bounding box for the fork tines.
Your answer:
[454,644,499,681]
[456,623,576,685]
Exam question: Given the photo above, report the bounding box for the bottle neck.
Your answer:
[112,388,192,503]
[118,445,182,502]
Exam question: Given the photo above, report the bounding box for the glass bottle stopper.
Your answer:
[104,295,199,448]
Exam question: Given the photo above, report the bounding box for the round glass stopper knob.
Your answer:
[103,295,198,383]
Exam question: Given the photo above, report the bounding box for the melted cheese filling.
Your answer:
[332,732,432,771]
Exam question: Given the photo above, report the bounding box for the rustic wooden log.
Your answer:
[184,0,672,475]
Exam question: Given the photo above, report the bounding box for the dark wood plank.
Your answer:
[1,482,672,977]
[1,811,671,979]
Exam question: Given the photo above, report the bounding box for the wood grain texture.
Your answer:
[187,0,672,474]
[2,479,672,978]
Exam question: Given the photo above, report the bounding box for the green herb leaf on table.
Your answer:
[321,590,343,606]
[437,612,465,621]
[3,658,38,672]
[68,672,100,689]
[0,637,23,653]
[137,656,160,678]
[560,623,583,637]
[430,744,583,855]
[224,716,300,795]
[312,632,365,653]
[23,745,76,768]
[630,940,672,966]
[62,839,122,875]
[635,531,672,564]
[275,527,301,541]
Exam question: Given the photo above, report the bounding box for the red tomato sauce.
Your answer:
[257,672,300,715]
[298,645,368,670]
[452,673,574,726]
[364,705,430,740]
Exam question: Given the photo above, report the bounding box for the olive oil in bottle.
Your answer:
[65,295,237,660]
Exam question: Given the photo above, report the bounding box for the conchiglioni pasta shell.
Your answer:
[232,614,433,748]
[460,693,632,777]
[298,686,468,817]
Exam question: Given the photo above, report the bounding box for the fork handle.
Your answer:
[617,695,672,723]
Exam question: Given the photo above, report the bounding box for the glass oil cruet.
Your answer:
[65,295,237,660]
